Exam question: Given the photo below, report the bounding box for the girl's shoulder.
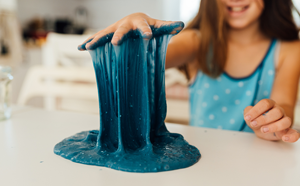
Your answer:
[277,40,300,69]
[280,40,300,53]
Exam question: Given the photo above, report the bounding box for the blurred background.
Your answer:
[0,0,299,125]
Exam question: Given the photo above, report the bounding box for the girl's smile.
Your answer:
[227,5,250,17]
[223,0,264,29]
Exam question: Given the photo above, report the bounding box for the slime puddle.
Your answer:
[54,27,201,172]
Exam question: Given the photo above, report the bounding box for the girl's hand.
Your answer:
[244,99,300,143]
[78,12,184,50]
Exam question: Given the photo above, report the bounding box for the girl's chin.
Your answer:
[227,21,253,30]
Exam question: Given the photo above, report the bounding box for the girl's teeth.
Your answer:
[232,7,244,12]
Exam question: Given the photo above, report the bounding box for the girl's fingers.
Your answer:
[111,23,133,45]
[282,128,300,143]
[135,18,152,39]
[244,104,299,143]
[243,106,252,116]
[154,21,185,35]
[244,99,275,122]
[249,106,285,128]
[80,18,184,50]
[85,33,112,50]
[272,129,288,140]
[169,22,185,34]
[155,20,175,27]
[78,28,107,50]
[260,116,292,134]
[244,106,256,129]
[85,27,116,50]
[78,36,95,51]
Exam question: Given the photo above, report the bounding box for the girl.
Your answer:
[79,0,300,143]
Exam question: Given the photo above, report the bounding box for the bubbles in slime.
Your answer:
[54,25,201,172]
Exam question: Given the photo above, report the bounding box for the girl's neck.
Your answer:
[227,20,268,45]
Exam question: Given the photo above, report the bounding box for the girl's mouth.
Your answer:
[227,5,249,15]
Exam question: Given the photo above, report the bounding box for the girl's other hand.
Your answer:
[78,12,184,51]
[244,99,300,143]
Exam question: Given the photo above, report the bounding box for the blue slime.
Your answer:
[54,26,201,173]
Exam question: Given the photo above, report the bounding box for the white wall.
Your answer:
[163,0,181,21]
[0,0,17,11]
[17,0,181,29]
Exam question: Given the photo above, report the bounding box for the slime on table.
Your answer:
[54,24,201,172]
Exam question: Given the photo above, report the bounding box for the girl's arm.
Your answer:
[165,29,200,69]
[244,41,300,143]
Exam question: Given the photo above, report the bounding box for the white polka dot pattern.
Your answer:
[268,70,274,75]
[213,95,219,100]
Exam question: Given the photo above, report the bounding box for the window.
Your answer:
[293,0,300,27]
[180,0,201,24]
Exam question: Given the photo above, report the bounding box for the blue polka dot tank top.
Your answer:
[189,39,278,132]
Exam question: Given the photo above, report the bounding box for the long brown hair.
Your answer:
[181,0,300,79]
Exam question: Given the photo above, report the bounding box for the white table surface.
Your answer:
[1,106,300,186]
